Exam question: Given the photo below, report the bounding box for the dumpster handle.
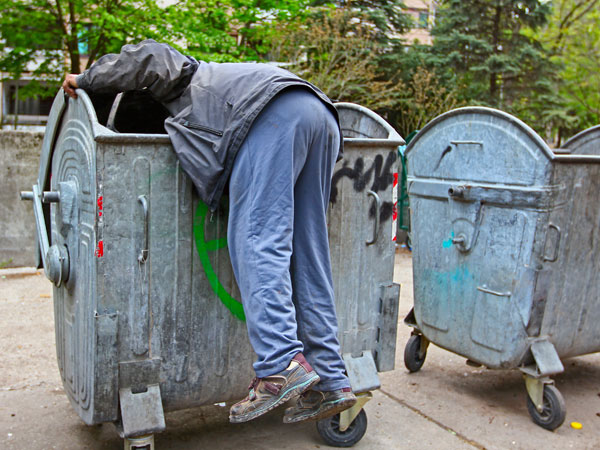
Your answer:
[477,286,512,297]
[138,195,149,263]
[366,190,381,246]
[543,223,561,263]
[20,184,69,286]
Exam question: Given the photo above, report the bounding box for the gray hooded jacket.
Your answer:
[76,40,343,211]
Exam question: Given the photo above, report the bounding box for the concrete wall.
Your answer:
[0,130,43,268]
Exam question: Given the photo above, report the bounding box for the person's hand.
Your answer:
[62,74,79,99]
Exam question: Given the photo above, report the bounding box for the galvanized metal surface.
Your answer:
[330,103,403,374]
[30,91,403,436]
[405,106,600,373]
[562,124,600,155]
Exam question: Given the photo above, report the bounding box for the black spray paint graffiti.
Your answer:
[330,152,397,221]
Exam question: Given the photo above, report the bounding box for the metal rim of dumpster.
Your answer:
[406,106,600,165]
[334,102,405,147]
[562,124,600,150]
[404,106,554,160]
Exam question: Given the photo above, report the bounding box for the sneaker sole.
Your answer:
[229,372,320,423]
[283,396,357,424]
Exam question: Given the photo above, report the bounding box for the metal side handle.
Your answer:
[20,184,69,285]
[543,223,561,262]
[137,195,149,263]
[366,190,381,246]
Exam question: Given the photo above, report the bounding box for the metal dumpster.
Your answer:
[402,106,600,431]
[21,90,403,448]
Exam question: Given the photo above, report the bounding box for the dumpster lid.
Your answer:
[405,106,555,161]
[406,107,600,165]
[335,102,404,147]
[562,124,600,155]
[403,106,561,186]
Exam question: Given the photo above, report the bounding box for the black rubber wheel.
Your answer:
[404,334,427,372]
[316,409,367,447]
[526,384,566,431]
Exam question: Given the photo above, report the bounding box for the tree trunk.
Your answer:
[68,0,80,73]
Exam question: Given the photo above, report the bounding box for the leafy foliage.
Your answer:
[0,0,596,142]
[0,0,309,96]
[311,0,413,42]
[388,65,461,137]
[429,0,553,109]
[532,0,599,143]
[0,0,165,97]
[272,7,404,108]
[159,0,310,62]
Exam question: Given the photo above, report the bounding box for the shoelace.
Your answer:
[247,377,260,400]
[248,377,260,391]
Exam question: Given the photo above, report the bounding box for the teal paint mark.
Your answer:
[193,201,246,321]
[442,231,455,248]
[419,263,473,331]
[449,264,471,283]
[425,263,472,289]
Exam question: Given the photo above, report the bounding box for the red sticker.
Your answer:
[95,240,104,257]
[97,196,103,210]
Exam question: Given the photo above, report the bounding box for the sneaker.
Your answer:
[229,353,320,423]
[283,387,357,423]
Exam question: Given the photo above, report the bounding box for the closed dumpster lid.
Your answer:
[404,106,555,186]
[562,125,600,155]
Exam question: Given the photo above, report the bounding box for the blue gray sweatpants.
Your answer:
[227,88,351,392]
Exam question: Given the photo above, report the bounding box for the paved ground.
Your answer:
[1,251,599,449]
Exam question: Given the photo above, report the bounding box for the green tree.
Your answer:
[159,0,310,62]
[0,0,310,98]
[311,0,413,43]
[533,0,599,142]
[0,0,165,98]
[272,6,404,108]
[0,0,162,74]
[427,0,554,122]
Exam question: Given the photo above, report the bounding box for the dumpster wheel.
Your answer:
[526,384,566,431]
[404,334,428,373]
[316,409,367,447]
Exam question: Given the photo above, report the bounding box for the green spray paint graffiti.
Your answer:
[193,200,246,321]
[145,166,245,320]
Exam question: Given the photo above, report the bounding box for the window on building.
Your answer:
[418,12,429,28]
[2,80,54,125]
[78,24,94,56]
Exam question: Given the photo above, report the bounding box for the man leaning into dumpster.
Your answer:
[62,40,356,424]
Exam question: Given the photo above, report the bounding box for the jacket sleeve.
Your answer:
[76,40,198,103]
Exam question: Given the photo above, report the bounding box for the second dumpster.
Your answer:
[403,106,600,431]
